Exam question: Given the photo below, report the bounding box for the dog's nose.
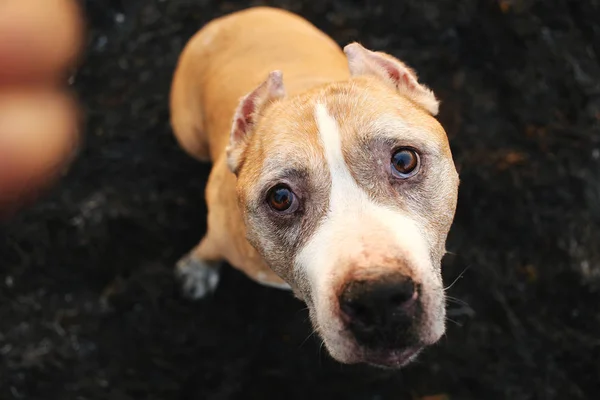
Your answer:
[339,274,418,345]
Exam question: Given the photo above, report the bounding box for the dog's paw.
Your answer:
[175,256,221,300]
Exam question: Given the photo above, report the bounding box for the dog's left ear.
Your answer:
[344,42,439,116]
[227,70,286,173]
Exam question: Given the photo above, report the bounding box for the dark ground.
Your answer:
[1,0,600,399]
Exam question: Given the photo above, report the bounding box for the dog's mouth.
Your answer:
[360,346,423,368]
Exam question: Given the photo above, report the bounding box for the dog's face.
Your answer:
[227,43,459,368]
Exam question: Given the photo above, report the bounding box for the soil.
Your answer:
[1,0,599,399]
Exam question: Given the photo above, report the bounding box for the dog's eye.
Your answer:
[267,184,297,212]
[391,148,420,178]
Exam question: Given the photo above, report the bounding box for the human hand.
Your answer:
[0,0,84,219]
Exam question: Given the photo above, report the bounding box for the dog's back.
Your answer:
[169,7,349,162]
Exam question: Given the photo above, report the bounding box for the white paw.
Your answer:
[175,256,221,300]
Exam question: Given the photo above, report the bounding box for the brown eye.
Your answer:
[391,148,420,178]
[267,184,296,212]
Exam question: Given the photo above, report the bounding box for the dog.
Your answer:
[169,6,459,368]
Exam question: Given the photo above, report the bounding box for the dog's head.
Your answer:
[226,43,459,368]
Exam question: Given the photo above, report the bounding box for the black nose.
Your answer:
[339,274,419,346]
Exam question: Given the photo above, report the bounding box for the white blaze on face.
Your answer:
[294,102,443,352]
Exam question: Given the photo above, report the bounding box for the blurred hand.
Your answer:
[0,0,84,219]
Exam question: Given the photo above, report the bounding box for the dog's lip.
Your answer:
[361,346,423,368]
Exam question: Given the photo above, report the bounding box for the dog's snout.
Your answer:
[339,274,419,346]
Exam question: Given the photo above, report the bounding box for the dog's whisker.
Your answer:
[443,265,472,292]
[445,295,470,307]
[317,339,326,367]
[445,317,463,327]
[317,339,326,360]
[299,330,318,348]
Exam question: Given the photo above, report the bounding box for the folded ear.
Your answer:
[343,42,439,115]
[226,70,285,173]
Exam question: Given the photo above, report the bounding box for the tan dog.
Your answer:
[169,6,459,368]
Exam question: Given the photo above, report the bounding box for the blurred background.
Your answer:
[1,0,599,399]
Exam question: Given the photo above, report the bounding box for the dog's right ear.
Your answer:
[226,70,285,174]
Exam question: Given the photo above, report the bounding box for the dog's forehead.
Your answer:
[257,97,324,169]
[323,81,450,154]
[262,79,448,159]
[244,78,451,186]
